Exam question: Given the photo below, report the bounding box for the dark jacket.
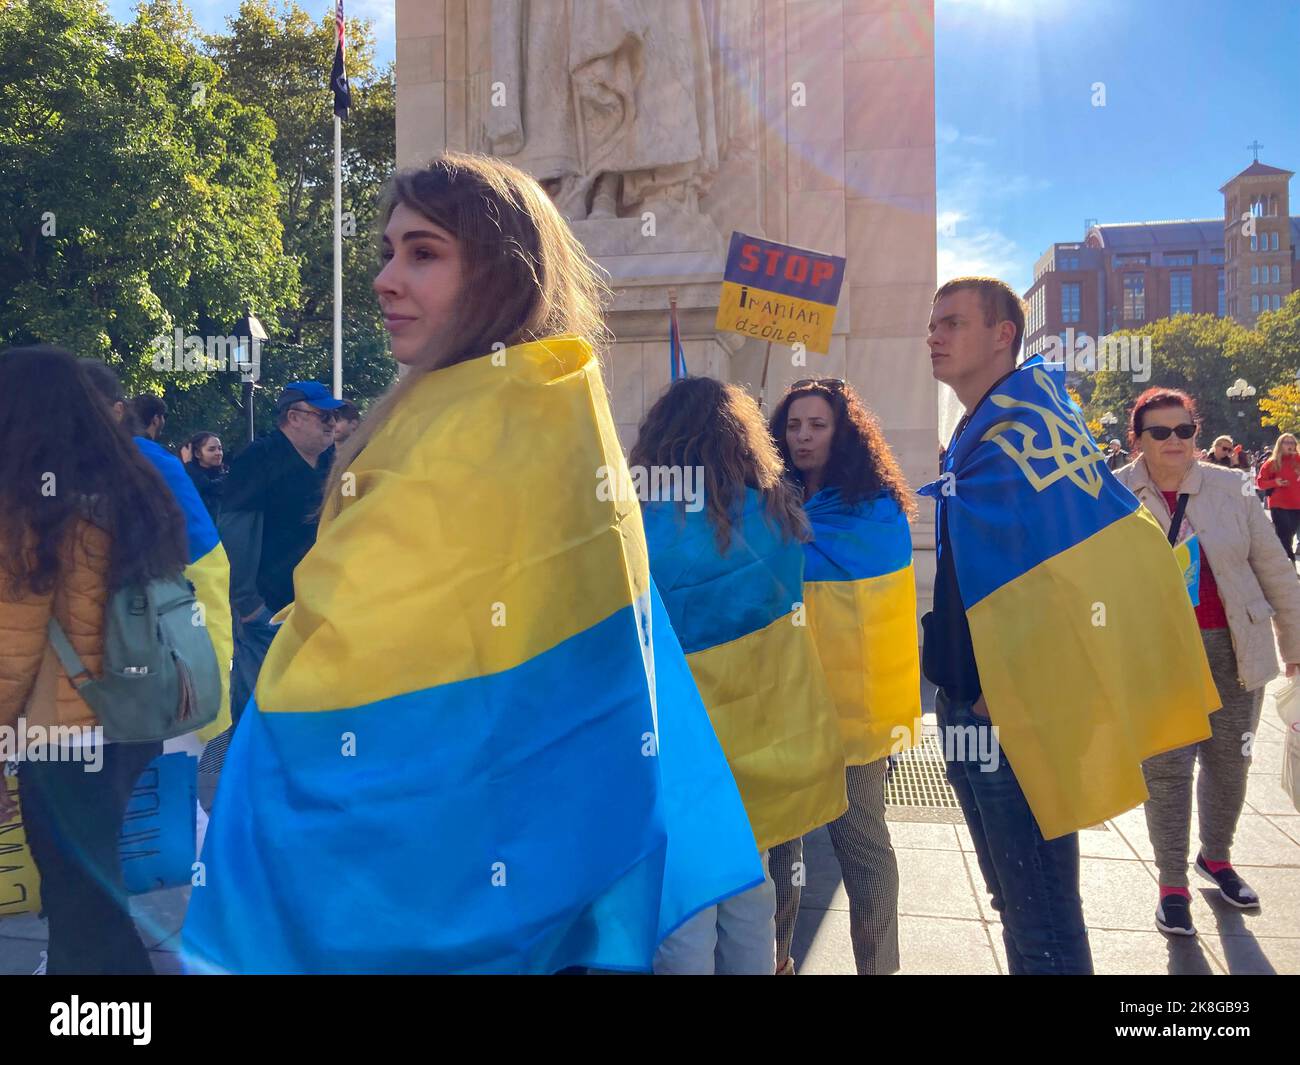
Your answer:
[921,500,982,701]
[919,367,1020,703]
[185,461,226,523]
[219,430,334,618]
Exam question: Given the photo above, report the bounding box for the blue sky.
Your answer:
[108,1,1299,297]
[937,0,1300,292]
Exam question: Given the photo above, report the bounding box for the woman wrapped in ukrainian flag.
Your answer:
[631,376,847,974]
[181,153,763,974]
[766,379,922,976]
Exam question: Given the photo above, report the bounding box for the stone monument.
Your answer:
[395,0,939,609]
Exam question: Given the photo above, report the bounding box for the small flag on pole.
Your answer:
[331,0,350,120]
[669,290,687,381]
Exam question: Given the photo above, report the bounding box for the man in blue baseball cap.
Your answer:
[219,382,343,724]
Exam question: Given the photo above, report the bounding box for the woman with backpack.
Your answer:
[0,345,193,975]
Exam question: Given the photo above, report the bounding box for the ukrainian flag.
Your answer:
[181,336,763,974]
[135,436,233,743]
[643,489,846,850]
[920,356,1218,840]
[802,488,921,765]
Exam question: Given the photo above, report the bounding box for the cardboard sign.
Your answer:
[715,232,845,354]
[0,772,41,918]
[119,752,197,894]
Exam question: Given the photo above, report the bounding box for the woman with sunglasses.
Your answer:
[767,377,920,975]
[1115,387,1300,936]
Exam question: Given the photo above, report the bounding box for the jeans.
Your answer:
[1270,507,1300,563]
[653,853,776,974]
[936,689,1093,975]
[19,740,162,975]
[230,611,279,725]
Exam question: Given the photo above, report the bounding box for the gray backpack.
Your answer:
[46,573,221,743]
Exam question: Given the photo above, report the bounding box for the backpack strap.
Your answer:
[45,618,95,690]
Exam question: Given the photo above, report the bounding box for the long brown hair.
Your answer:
[769,381,917,518]
[631,377,808,553]
[0,347,189,598]
[323,152,613,510]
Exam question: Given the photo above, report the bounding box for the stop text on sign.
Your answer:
[715,232,845,354]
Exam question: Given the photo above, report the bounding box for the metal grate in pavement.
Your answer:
[885,731,961,810]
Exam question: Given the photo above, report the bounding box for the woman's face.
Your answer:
[374,203,467,367]
[1282,437,1298,457]
[199,437,223,468]
[1139,404,1197,470]
[785,395,836,476]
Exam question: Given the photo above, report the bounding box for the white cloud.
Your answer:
[937,154,1047,292]
[937,226,1022,285]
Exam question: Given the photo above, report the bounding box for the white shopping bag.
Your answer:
[1275,675,1300,813]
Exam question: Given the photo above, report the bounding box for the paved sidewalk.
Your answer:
[791,680,1300,975]
[2,684,1296,976]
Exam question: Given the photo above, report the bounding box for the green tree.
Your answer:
[0,0,297,406]
[1084,315,1269,448]
[1229,290,1300,400]
[201,0,397,444]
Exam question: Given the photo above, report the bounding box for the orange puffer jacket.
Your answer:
[0,521,109,733]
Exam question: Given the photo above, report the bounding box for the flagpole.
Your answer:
[333,114,343,400]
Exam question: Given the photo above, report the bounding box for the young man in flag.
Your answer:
[921,277,1217,975]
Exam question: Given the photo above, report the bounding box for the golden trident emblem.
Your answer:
[980,367,1106,498]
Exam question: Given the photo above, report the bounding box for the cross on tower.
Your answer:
[1247,140,1264,162]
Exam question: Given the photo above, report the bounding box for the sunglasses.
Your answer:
[1141,424,1196,441]
[286,405,336,425]
[791,377,846,390]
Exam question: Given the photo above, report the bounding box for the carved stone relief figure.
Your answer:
[482,0,724,223]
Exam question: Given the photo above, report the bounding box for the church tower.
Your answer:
[1221,152,1293,326]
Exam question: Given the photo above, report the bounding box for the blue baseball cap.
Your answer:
[276,381,345,411]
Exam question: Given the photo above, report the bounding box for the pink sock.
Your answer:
[1160,885,1191,899]
[1201,856,1232,873]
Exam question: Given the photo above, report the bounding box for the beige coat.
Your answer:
[1115,457,1300,691]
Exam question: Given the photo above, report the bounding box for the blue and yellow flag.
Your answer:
[920,357,1218,840]
[135,436,233,743]
[643,489,846,850]
[181,336,762,974]
[802,488,921,765]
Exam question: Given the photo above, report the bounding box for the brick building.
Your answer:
[1024,160,1299,357]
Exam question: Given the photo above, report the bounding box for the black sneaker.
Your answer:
[1196,854,1261,909]
[1156,893,1196,936]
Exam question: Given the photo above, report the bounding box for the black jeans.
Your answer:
[1270,507,1300,562]
[19,741,162,974]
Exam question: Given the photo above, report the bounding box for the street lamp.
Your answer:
[231,311,267,443]
[1099,411,1118,430]
[1226,379,1256,421]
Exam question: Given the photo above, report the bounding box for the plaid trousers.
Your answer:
[770,758,900,975]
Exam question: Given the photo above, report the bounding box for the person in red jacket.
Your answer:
[1256,434,1300,563]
